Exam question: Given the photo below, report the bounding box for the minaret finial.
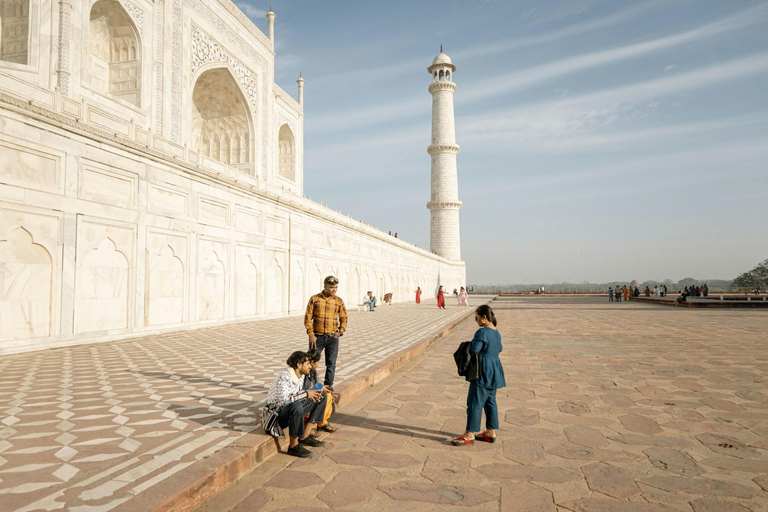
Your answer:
[440,44,443,53]
[270,3,273,11]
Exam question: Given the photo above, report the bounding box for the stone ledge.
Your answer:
[115,298,492,512]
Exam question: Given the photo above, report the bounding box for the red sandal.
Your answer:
[478,432,497,443]
[451,435,474,446]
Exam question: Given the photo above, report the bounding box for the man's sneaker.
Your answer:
[286,444,312,458]
[299,436,325,447]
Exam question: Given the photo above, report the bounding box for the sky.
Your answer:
[235,0,768,285]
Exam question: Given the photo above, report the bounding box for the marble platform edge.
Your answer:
[113,297,494,512]
[629,295,768,308]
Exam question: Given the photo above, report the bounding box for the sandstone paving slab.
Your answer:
[643,447,704,476]
[378,482,497,507]
[700,457,768,472]
[640,475,762,498]
[581,461,641,499]
[326,449,421,469]
[474,462,582,484]
[502,439,547,464]
[561,497,676,511]
[316,467,382,509]
[695,433,761,458]
[264,470,324,489]
[564,425,610,448]
[420,453,471,483]
[500,481,556,512]
[688,497,753,511]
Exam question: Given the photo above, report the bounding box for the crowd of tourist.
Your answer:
[608,283,713,302]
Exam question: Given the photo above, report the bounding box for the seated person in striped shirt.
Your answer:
[261,351,328,458]
[304,275,348,390]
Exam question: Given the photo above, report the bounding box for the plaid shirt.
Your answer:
[304,292,347,336]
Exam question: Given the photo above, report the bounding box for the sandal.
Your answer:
[318,423,338,433]
[478,432,497,443]
[451,434,474,446]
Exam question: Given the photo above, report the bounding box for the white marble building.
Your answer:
[0,0,465,355]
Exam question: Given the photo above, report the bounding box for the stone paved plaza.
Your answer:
[196,295,768,512]
[0,297,482,512]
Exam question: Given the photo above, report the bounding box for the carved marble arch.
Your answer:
[89,0,141,106]
[191,66,253,174]
[0,0,30,64]
[277,124,295,181]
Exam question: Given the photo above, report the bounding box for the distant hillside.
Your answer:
[469,278,734,293]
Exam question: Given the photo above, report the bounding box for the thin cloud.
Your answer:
[313,4,767,133]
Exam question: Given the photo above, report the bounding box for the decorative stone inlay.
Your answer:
[119,0,144,32]
[154,0,164,136]
[57,0,73,95]
[170,0,182,141]
[191,25,259,112]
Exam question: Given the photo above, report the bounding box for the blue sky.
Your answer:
[236,0,768,284]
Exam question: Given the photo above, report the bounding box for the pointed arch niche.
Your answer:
[278,124,295,181]
[0,0,30,64]
[191,67,253,174]
[89,0,141,106]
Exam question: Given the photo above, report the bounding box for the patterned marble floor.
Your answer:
[0,297,481,512]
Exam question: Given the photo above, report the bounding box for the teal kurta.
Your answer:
[469,327,506,389]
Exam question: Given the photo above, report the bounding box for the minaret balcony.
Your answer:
[427,144,460,155]
[426,200,463,210]
[428,81,457,94]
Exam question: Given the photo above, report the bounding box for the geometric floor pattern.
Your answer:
[196,295,768,512]
[0,297,481,512]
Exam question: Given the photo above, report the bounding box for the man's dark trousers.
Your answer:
[310,334,339,387]
[277,392,329,438]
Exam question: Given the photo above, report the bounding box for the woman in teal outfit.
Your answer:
[453,304,506,445]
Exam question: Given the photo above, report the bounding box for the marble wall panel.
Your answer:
[79,160,139,209]
[310,229,322,248]
[198,196,229,227]
[289,257,304,312]
[266,216,285,240]
[87,107,132,137]
[0,135,64,193]
[234,243,258,317]
[146,230,187,326]
[74,217,135,334]
[234,204,261,235]
[265,251,283,314]
[0,207,59,345]
[197,237,227,320]
[147,183,188,218]
[291,224,305,244]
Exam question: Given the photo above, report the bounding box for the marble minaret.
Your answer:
[427,48,462,261]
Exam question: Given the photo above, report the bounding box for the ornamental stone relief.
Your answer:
[191,25,258,112]
[118,0,144,33]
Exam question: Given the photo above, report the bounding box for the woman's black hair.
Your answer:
[306,349,321,363]
[475,305,497,327]
[286,351,308,369]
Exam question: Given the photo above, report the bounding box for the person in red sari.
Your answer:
[437,286,446,309]
[416,287,422,304]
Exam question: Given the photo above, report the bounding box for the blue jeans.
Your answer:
[364,299,376,311]
[277,393,328,438]
[310,334,339,387]
[466,381,499,432]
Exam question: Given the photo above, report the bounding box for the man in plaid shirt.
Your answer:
[304,275,348,389]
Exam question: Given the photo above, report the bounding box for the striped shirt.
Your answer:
[261,368,308,438]
[304,292,348,337]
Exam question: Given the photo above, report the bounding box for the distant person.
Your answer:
[615,288,621,302]
[663,284,668,297]
[304,276,347,389]
[383,292,393,304]
[363,290,376,311]
[644,286,651,297]
[653,285,658,297]
[457,287,469,307]
[452,305,505,446]
[608,287,614,302]
[437,285,446,309]
[622,285,628,302]
[703,284,709,297]
[415,287,422,304]
[634,286,640,297]
[453,288,459,296]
